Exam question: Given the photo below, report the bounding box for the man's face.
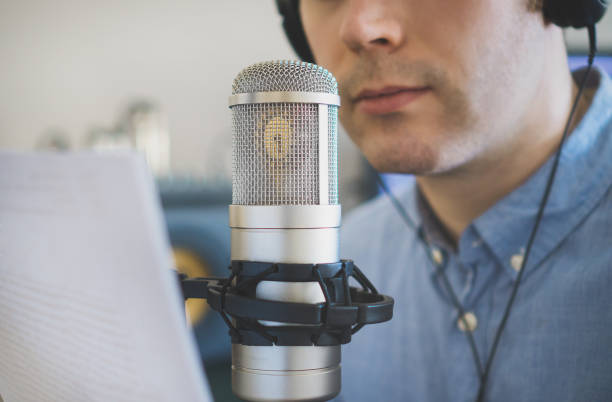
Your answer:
[300,0,550,174]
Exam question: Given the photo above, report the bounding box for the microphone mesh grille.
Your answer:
[232,60,338,95]
[231,61,338,206]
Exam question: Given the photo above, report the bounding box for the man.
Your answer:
[288,0,612,401]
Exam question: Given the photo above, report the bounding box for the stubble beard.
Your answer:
[338,57,478,175]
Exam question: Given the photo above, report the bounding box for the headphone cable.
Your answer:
[375,174,485,378]
[375,24,597,402]
[474,23,597,401]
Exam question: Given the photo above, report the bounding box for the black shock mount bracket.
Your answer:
[177,260,394,347]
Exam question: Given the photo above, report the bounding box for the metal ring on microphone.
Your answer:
[229,205,341,229]
[228,91,341,107]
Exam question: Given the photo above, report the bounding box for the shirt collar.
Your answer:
[415,187,456,252]
[467,66,612,278]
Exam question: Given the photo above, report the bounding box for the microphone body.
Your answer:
[229,60,342,402]
[229,206,341,402]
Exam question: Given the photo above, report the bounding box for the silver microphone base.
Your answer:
[232,366,341,402]
[232,344,341,402]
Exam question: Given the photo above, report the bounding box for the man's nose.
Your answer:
[339,0,405,55]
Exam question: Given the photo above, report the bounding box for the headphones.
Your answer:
[276,0,609,63]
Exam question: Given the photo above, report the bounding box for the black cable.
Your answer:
[375,24,598,402]
[374,174,420,232]
[475,25,597,402]
[435,263,484,378]
[375,174,485,378]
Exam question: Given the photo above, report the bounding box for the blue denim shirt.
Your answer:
[338,67,612,402]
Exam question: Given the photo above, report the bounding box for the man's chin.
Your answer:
[366,155,438,175]
[363,146,439,175]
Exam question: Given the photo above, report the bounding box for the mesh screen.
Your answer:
[232,103,318,205]
[232,60,338,95]
[231,61,339,206]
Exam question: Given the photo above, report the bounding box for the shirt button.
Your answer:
[430,247,444,265]
[457,312,478,332]
[510,254,524,272]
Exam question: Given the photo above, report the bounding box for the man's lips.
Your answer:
[354,86,431,115]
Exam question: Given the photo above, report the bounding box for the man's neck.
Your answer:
[416,45,592,244]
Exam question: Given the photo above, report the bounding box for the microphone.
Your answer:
[228,60,343,401]
[169,60,394,402]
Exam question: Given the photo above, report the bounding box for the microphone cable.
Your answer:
[375,23,598,402]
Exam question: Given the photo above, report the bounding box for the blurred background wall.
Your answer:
[0,0,291,178]
[0,0,376,200]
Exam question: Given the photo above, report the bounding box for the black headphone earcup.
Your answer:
[543,0,608,28]
[276,0,315,63]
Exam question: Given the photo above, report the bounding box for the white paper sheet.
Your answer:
[0,152,212,402]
